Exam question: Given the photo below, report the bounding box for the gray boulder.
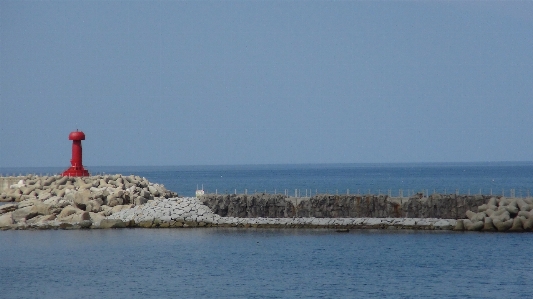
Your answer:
[0,212,14,227]
[477,204,488,212]
[0,203,18,214]
[466,210,485,222]
[134,196,148,206]
[79,220,92,229]
[509,217,524,232]
[493,218,513,232]
[517,211,532,218]
[498,197,510,206]
[99,219,127,229]
[492,211,510,222]
[505,203,519,214]
[148,186,160,197]
[38,192,51,201]
[523,217,533,231]
[73,190,93,210]
[106,196,120,207]
[483,217,496,231]
[85,200,102,213]
[464,219,483,231]
[31,203,58,216]
[140,189,151,199]
[516,199,531,212]
[454,219,465,231]
[12,206,38,222]
[58,205,81,218]
[80,211,91,221]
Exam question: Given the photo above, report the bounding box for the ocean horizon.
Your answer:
[2,162,532,198]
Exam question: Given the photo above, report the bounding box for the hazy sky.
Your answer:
[1,1,532,167]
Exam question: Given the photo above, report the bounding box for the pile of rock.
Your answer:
[107,197,221,228]
[107,196,457,230]
[0,174,177,230]
[456,197,533,232]
[2,176,532,232]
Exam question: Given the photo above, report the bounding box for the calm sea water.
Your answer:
[2,162,533,197]
[1,229,532,299]
[1,163,532,298]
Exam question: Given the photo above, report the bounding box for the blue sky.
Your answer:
[1,1,532,167]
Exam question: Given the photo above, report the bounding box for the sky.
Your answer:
[1,1,532,167]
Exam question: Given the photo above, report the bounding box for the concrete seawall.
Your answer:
[199,193,493,219]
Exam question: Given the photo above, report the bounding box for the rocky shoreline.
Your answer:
[1,175,532,232]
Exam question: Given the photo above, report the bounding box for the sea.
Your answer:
[1,162,532,298]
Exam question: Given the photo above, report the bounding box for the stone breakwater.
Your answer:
[1,175,532,232]
[200,194,533,232]
[457,196,533,232]
[106,197,457,230]
[200,193,492,219]
[0,174,177,230]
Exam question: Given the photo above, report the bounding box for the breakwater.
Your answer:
[199,193,490,219]
[1,175,532,232]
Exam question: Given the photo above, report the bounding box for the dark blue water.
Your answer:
[2,162,533,197]
[2,163,532,298]
[0,229,532,299]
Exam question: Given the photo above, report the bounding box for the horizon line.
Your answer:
[1,160,533,169]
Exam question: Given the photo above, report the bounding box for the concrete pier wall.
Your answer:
[200,193,494,219]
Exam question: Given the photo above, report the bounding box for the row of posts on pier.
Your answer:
[206,188,531,198]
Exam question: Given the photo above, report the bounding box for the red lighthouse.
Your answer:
[61,130,90,177]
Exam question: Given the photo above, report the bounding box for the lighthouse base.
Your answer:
[61,166,89,177]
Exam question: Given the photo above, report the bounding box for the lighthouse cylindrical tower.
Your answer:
[61,130,90,176]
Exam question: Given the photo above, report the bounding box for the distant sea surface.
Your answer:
[1,163,532,298]
[1,229,532,299]
[2,162,532,197]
